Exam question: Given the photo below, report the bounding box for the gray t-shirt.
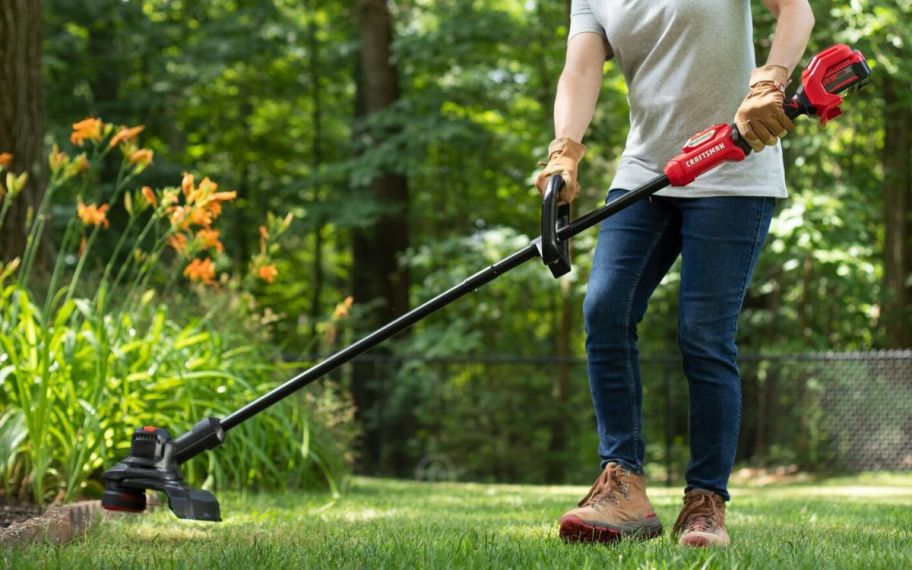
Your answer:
[570,0,788,198]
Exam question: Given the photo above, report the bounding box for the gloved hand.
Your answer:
[535,137,587,205]
[734,64,795,153]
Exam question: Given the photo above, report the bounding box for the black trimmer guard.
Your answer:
[101,420,224,521]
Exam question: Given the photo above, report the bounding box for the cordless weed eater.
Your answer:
[101,44,870,522]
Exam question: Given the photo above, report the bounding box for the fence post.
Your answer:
[665,365,673,487]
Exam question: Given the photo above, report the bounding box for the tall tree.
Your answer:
[882,74,912,347]
[352,0,411,472]
[307,1,327,340]
[0,0,46,262]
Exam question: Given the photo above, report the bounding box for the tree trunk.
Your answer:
[538,0,573,483]
[352,0,410,474]
[0,0,46,262]
[547,276,574,483]
[307,1,326,341]
[882,76,912,348]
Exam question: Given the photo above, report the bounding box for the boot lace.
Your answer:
[578,464,632,507]
[672,492,724,535]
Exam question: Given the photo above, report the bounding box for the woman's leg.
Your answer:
[675,196,775,500]
[584,190,682,473]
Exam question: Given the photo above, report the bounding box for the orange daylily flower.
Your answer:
[168,233,189,255]
[210,191,237,202]
[0,153,12,168]
[198,177,218,194]
[77,201,110,228]
[205,200,223,219]
[108,125,145,148]
[71,118,104,146]
[196,229,224,252]
[187,177,220,205]
[189,208,213,228]
[181,173,195,195]
[257,264,278,284]
[141,186,157,207]
[184,257,216,285]
[128,149,154,166]
[333,296,354,319]
[168,205,191,229]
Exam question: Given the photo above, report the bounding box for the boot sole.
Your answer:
[559,515,663,544]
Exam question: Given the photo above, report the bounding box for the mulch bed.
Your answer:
[0,500,104,547]
[1,502,44,528]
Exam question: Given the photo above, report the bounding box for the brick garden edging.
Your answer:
[0,501,103,547]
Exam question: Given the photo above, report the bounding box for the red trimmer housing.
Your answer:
[791,44,871,126]
[664,44,871,187]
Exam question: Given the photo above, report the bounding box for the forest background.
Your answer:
[1,0,910,493]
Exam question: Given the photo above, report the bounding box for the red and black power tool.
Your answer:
[101,45,870,522]
[661,44,870,189]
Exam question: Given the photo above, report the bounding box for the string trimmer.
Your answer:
[101,44,870,521]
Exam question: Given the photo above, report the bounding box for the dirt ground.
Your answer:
[0,501,43,528]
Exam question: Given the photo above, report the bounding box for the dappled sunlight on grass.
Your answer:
[332,507,406,523]
[754,484,912,499]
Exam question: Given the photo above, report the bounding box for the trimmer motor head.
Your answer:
[101,422,223,522]
[790,44,871,125]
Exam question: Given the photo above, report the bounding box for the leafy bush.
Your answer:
[0,119,355,504]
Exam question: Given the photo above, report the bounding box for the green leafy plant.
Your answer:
[0,119,355,505]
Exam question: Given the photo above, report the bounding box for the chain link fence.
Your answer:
[342,351,912,483]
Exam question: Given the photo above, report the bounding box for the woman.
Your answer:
[535,0,814,548]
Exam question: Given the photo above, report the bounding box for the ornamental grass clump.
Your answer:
[0,119,354,506]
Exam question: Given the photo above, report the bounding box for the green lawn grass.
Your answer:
[5,474,911,569]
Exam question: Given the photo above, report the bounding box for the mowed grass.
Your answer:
[5,474,911,569]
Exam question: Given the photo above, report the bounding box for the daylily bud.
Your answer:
[5,171,28,197]
[49,144,67,173]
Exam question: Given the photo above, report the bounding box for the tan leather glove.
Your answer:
[734,64,796,153]
[535,137,587,205]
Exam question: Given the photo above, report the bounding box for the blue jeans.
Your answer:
[583,189,775,501]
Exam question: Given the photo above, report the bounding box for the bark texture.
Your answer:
[882,76,912,348]
[0,0,46,262]
[352,0,411,473]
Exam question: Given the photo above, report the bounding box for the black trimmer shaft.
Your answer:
[101,44,870,521]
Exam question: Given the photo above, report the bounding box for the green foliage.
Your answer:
[0,285,352,502]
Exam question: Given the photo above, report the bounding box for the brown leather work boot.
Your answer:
[672,488,730,547]
[559,462,663,543]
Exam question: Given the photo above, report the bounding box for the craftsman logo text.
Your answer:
[685,143,726,168]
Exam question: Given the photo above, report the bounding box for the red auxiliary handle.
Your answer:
[664,44,870,187]
[664,124,746,187]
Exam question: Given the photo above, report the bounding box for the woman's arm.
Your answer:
[534,32,607,204]
[762,0,815,75]
[554,32,608,142]
[735,0,814,151]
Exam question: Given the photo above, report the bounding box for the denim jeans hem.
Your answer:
[684,484,731,502]
[600,458,643,475]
